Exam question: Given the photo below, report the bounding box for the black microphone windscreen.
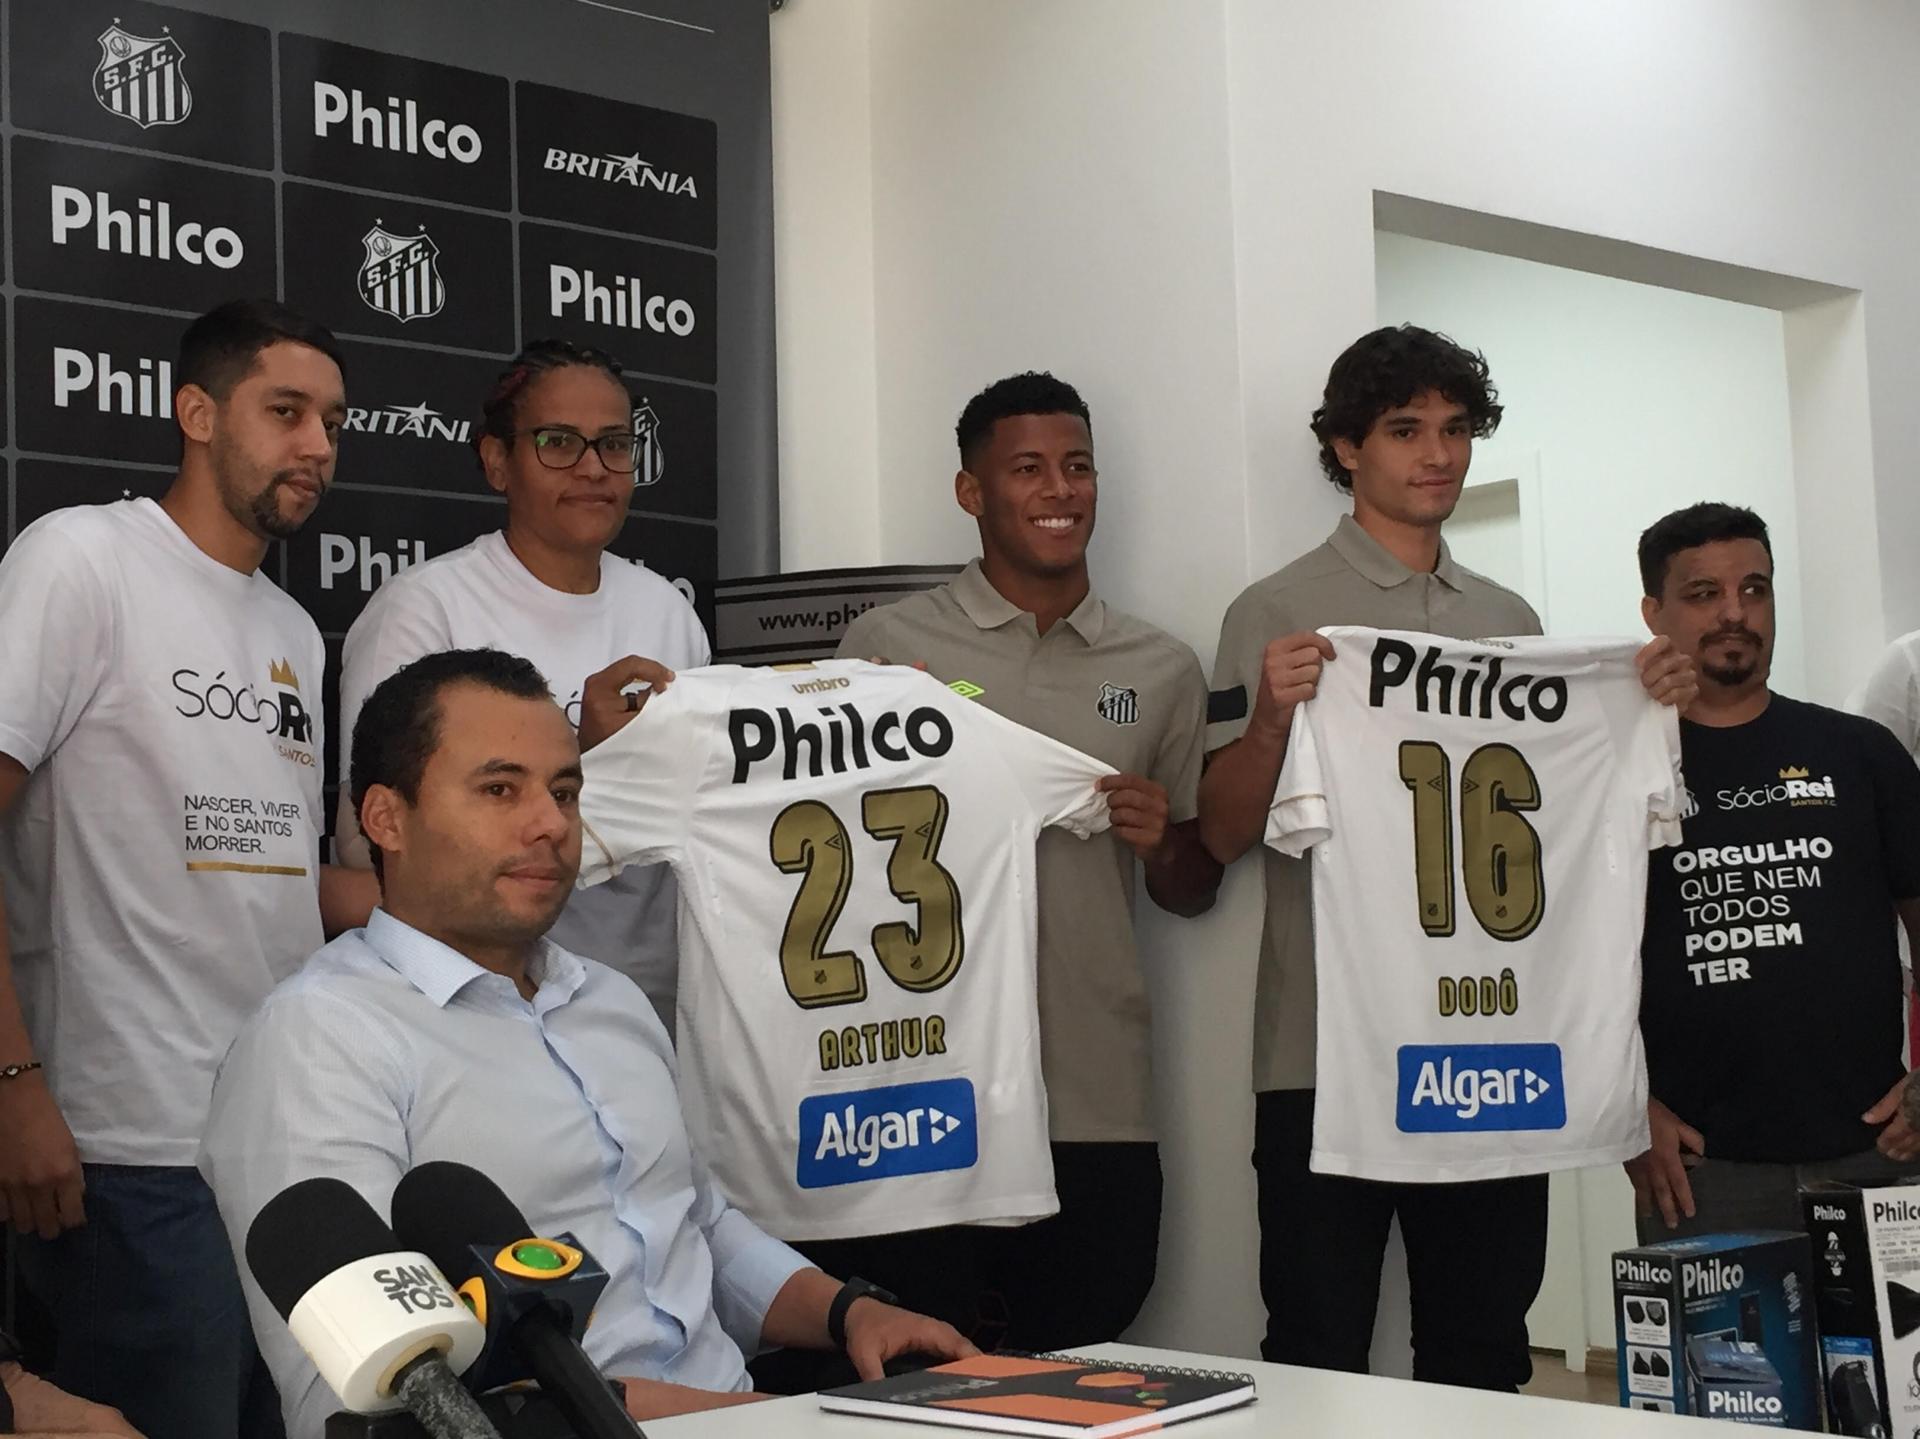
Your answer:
[391,1162,532,1287]
[246,1176,401,1321]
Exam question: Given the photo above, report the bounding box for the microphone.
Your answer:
[246,1176,501,1439]
[391,1162,643,1439]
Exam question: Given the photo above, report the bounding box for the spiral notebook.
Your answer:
[818,1353,1257,1437]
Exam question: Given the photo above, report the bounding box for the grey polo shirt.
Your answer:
[839,560,1207,1142]
[1208,514,1542,1093]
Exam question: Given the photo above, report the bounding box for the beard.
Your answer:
[1701,652,1759,687]
[244,470,323,540]
[211,431,323,540]
[1699,627,1765,688]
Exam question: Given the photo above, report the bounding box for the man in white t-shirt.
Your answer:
[0,300,351,1439]
[331,339,707,1022]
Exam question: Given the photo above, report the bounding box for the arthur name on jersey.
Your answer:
[1369,635,1568,724]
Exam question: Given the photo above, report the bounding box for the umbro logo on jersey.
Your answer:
[1097,683,1139,726]
[1395,1043,1567,1133]
[947,680,985,701]
[796,1077,979,1188]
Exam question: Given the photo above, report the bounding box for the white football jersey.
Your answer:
[1266,627,1684,1182]
[576,660,1113,1240]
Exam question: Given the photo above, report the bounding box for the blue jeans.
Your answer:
[15,1163,283,1439]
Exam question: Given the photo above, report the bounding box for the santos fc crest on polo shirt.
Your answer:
[94,24,192,130]
[359,226,446,324]
[1097,682,1139,726]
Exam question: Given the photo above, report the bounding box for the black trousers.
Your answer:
[749,1141,1163,1394]
[986,1141,1163,1353]
[1253,1089,1548,1392]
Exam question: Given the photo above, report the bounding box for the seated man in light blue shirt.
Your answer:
[200,648,973,1438]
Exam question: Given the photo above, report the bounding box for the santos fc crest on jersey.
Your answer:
[94,24,192,130]
[359,226,446,324]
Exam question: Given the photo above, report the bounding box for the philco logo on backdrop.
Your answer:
[543,149,698,199]
[342,402,470,446]
[278,34,511,211]
[314,83,483,165]
[633,400,665,488]
[53,185,243,268]
[55,347,173,419]
[360,225,445,324]
[93,24,192,129]
[549,264,696,336]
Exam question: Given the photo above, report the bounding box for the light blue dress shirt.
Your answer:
[199,909,809,1439]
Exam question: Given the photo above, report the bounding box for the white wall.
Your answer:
[768,0,880,569]
[1225,0,1916,693]
[769,0,1920,1363]
[1374,231,1810,700]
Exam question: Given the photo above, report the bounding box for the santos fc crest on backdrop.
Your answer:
[94,24,192,130]
[632,400,665,487]
[359,226,445,324]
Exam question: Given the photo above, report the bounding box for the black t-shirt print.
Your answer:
[1640,695,1920,1163]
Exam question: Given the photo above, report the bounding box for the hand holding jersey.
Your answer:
[1263,626,1684,1181]
[1250,631,1339,743]
[577,653,676,751]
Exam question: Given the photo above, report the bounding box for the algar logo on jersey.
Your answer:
[94,24,191,130]
[1396,1043,1567,1133]
[796,1078,978,1189]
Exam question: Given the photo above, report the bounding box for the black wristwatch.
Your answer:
[827,1276,899,1349]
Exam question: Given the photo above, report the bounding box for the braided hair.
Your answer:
[474,338,628,460]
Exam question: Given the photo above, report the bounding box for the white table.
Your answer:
[643,1344,1723,1435]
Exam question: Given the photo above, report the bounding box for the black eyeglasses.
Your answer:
[518,426,641,474]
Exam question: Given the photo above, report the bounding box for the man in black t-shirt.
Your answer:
[1632,502,1920,1240]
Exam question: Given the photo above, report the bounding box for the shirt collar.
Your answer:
[951,558,1107,645]
[1326,513,1465,593]
[363,908,585,1010]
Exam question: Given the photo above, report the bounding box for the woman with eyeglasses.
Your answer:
[329,338,708,1026]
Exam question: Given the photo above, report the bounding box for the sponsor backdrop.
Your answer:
[712,565,967,665]
[0,0,777,827]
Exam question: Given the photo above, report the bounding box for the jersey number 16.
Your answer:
[1398,740,1545,942]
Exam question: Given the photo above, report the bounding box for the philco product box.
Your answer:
[1801,1177,1920,1437]
[1613,1231,1817,1427]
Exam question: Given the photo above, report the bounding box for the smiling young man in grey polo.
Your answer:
[1199,325,1695,1392]
[837,371,1221,1352]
